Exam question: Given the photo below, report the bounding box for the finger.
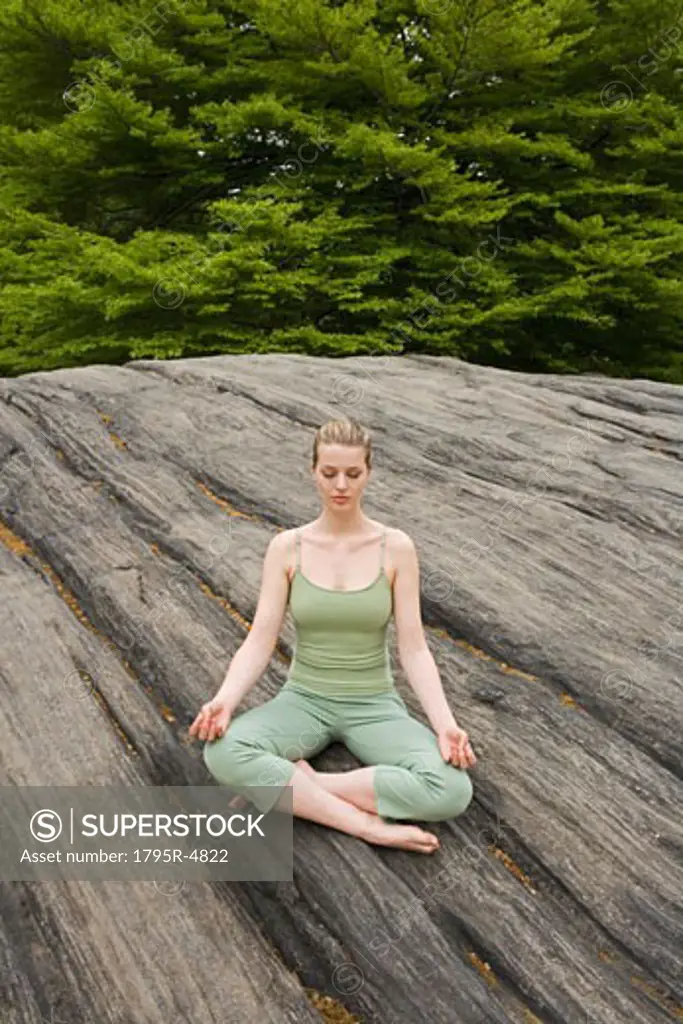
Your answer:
[207,706,221,737]
[189,712,205,738]
[210,713,226,742]
[194,711,210,738]
[195,710,208,739]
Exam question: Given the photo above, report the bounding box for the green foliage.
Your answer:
[0,0,681,380]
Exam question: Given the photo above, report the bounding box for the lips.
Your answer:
[332,496,348,502]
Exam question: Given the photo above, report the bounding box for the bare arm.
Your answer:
[215,531,292,713]
[393,530,458,731]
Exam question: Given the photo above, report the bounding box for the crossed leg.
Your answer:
[298,693,473,825]
[295,760,379,814]
[203,688,441,853]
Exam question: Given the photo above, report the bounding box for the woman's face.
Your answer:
[312,444,369,509]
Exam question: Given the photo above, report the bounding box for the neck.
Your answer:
[315,507,368,535]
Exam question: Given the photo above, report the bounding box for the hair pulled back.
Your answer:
[312,417,372,471]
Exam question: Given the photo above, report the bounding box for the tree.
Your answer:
[0,0,681,380]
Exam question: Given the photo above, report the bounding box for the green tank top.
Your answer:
[284,526,395,698]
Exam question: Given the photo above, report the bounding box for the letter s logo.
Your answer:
[30,809,63,842]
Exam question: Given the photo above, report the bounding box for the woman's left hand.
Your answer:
[437,721,477,769]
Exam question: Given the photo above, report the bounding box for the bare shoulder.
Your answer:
[386,526,416,555]
[271,528,297,554]
[381,526,416,586]
[273,527,298,581]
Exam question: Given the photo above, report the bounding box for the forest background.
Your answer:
[0,0,681,382]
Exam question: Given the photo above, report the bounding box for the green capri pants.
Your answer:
[203,684,473,822]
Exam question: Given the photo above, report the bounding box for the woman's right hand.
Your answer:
[188,695,233,742]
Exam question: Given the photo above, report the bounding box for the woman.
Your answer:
[189,418,476,854]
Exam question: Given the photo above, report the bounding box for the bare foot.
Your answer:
[295,759,317,779]
[363,818,440,854]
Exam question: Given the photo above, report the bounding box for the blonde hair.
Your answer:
[312,417,372,470]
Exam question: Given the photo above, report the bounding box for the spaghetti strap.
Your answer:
[380,527,386,573]
[295,529,301,572]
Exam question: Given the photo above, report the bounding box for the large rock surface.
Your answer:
[0,353,681,1024]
